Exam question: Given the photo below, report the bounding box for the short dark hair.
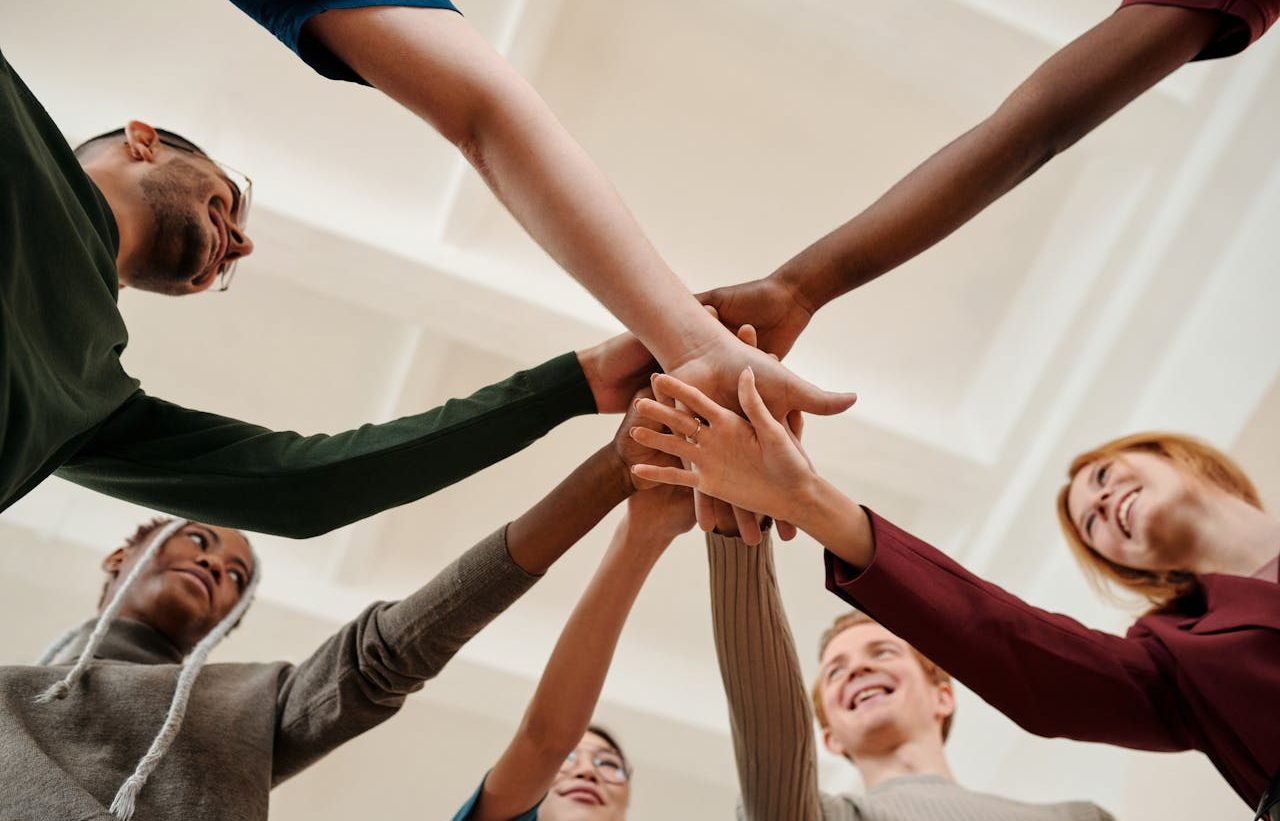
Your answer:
[74,127,209,161]
[586,724,627,770]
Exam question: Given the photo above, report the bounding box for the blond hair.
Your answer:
[1056,432,1261,613]
[810,611,955,741]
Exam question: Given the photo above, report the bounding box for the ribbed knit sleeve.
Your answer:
[707,532,830,821]
[271,525,538,782]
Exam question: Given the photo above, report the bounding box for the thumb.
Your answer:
[790,374,857,417]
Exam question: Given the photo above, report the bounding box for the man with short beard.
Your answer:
[0,44,651,537]
[707,530,1117,820]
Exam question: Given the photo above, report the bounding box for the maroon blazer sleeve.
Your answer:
[825,509,1195,752]
[1118,0,1280,60]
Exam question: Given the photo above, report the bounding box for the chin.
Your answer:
[539,795,619,821]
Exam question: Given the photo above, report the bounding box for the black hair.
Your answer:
[73,127,209,160]
[586,724,627,770]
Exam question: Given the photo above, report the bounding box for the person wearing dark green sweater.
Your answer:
[0,43,651,537]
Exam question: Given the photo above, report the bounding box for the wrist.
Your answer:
[597,445,640,502]
[772,256,828,318]
[800,477,873,567]
[576,347,605,413]
[659,312,736,372]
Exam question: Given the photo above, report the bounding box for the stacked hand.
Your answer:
[628,367,820,545]
[590,294,852,544]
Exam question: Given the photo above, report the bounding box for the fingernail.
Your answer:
[650,373,657,383]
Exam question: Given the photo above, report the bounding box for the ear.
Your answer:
[101,547,127,577]
[123,120,160,163]
[934,680,956,726]
[822,726,848,759]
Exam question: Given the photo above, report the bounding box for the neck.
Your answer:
[1186,492,1280,578]
[81,161,143,282]
[851,735,954,790]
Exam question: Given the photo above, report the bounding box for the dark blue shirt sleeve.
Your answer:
[452,773,542,821]
[228,0,459,83]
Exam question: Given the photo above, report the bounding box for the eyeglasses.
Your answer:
[560,747,630,785]
[156,137,253,293]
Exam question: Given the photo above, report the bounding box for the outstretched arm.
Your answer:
[471,478,694,820]
[700,4,1224,356]
[305,7,856,424]
[55,335,656,537]
[306,6,720,368]
[707,530,825,821]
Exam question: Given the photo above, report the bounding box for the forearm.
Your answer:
[773,6,1218,312]
[462,82,726,366]
[309,6,725,368]
[707,532,823,821]
[515,513,663,751]
[505,445,634,575]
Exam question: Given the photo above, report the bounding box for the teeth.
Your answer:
[1118,492,1137,538]
[853,686,889,706]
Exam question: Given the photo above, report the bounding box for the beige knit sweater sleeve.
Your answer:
[707,531,830,821]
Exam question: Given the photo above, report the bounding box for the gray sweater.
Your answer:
[706,532,1117,821]
[0,527,536,820]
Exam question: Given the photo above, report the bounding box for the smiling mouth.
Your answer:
[1116,489,1140,539]
[559,787,604,806]
[848,685,895,711]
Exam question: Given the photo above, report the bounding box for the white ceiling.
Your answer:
[3,0,1278,817]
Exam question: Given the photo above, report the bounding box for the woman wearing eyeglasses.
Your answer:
[450,451,693,821]
[628,369,1280,817]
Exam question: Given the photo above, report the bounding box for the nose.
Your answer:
[568,758,600,782]
[226,220,254,260]
[195,554,223,585]
[1091,484,1114,524]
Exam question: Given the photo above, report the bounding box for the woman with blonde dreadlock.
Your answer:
[0,390,672,820]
